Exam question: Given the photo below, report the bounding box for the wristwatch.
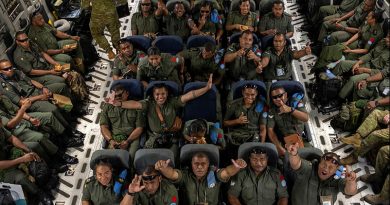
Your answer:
[127,191,136,196]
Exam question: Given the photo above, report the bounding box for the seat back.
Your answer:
[229,0,256,11]
[238,142,278,168]
[145,81,181,97]
[6,42,17,65]
[125,35,152,52]
[180,144,219,168]
[110,79,144,100]
[231,80,266,101]
[186,35,216,49]
[152,35,184,55]
[183,82,218,122]
[134,149,175,174]
[90,149,130,169]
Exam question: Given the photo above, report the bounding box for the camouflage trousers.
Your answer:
[376,145,389,198]
[356,109,389,156]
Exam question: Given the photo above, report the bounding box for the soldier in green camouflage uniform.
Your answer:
[137,47,182,87]
[191,1,224,43]
[259,33,311,85]
[28,12,85,73]
[225,0,259,35]
[337,35,389,100]
[82,160,125,205]
[121,166,179,205]
[311,0,360,24]
[362,145,390,204]
[113,40,146,80]
[224,85,267,145]
[267,86,308,156]
[259,0,294,40]
[317,0,375,44]
[100,84,145,161]
[228,147,289,205]
[179,42,224,83]
[340,109,390,165]
[0,95,65,139]
[13,32,67,86]
[224,30,262,82]
[155,154,247,205]
[118,76,213,160]
[131,0,162,36]
[0,61,70,128]
[82,0,122,59]
[0,124,49,201]
[163,1,192,40]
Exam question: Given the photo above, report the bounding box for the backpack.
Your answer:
[0,189,15,205]
[314,71,343,113]
[67,71,89,101]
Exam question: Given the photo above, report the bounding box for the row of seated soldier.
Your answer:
[0,5,100,205]
[0,0,388,204]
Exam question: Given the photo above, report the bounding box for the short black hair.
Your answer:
[240,30,253,38]
[189,119,207,134]
[204,42,216,52]
[239,0,250,5]
[270,85,285,93]
[273,0,284,7]
[200,0,212,9]
[14,31,26,40]
[147,46,161,56]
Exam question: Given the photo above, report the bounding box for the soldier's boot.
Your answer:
[340,133,362,148]
[364,194,390,205]
[74,58,85,74]
[360,173,381,183]
[340,152,358,165]
[108,50,115,60]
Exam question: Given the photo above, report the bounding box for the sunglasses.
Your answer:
[17,38,29,42]
[271,92,286,100]
[200,10,210,13]
[250,148,267,155]
[141,3,151,6]
[1,66,13,71]
[322,155,340,166]
[142,175,159,181]
[244,84,257,89]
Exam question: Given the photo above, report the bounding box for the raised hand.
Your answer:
[155,159,171,171]
[231,159,247,169]
[345,166,357,182]
[128,175,145,194]
[237,112,249,124]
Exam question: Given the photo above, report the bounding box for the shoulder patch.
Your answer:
[170,57,179,63]
[368,37,375,45]
[279,175,287,187]
[171,196,177,204]
[297,101,305,108]
[268,114,274,119]
[262,112,268,118]
[230,180,235,186]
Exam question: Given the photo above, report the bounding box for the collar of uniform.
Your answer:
[94,177,114,189]
[247,166,269,179]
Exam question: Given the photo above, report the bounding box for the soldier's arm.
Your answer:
[228,195,242,205]
[180,74,213,103]
[277,197,288,205]
[8,135,34,154]
[100,125,113,142]
[81,201,91,205]
[120,101,143,109]
[30,80,45,89]
[155,160,180,181]
[260,124,266,143]
[219,159,246,181]
[338,9,355,21]
[292,48,310,59]
[268,127,286,156]
[41,52,59,66]
[5,103,28,129]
